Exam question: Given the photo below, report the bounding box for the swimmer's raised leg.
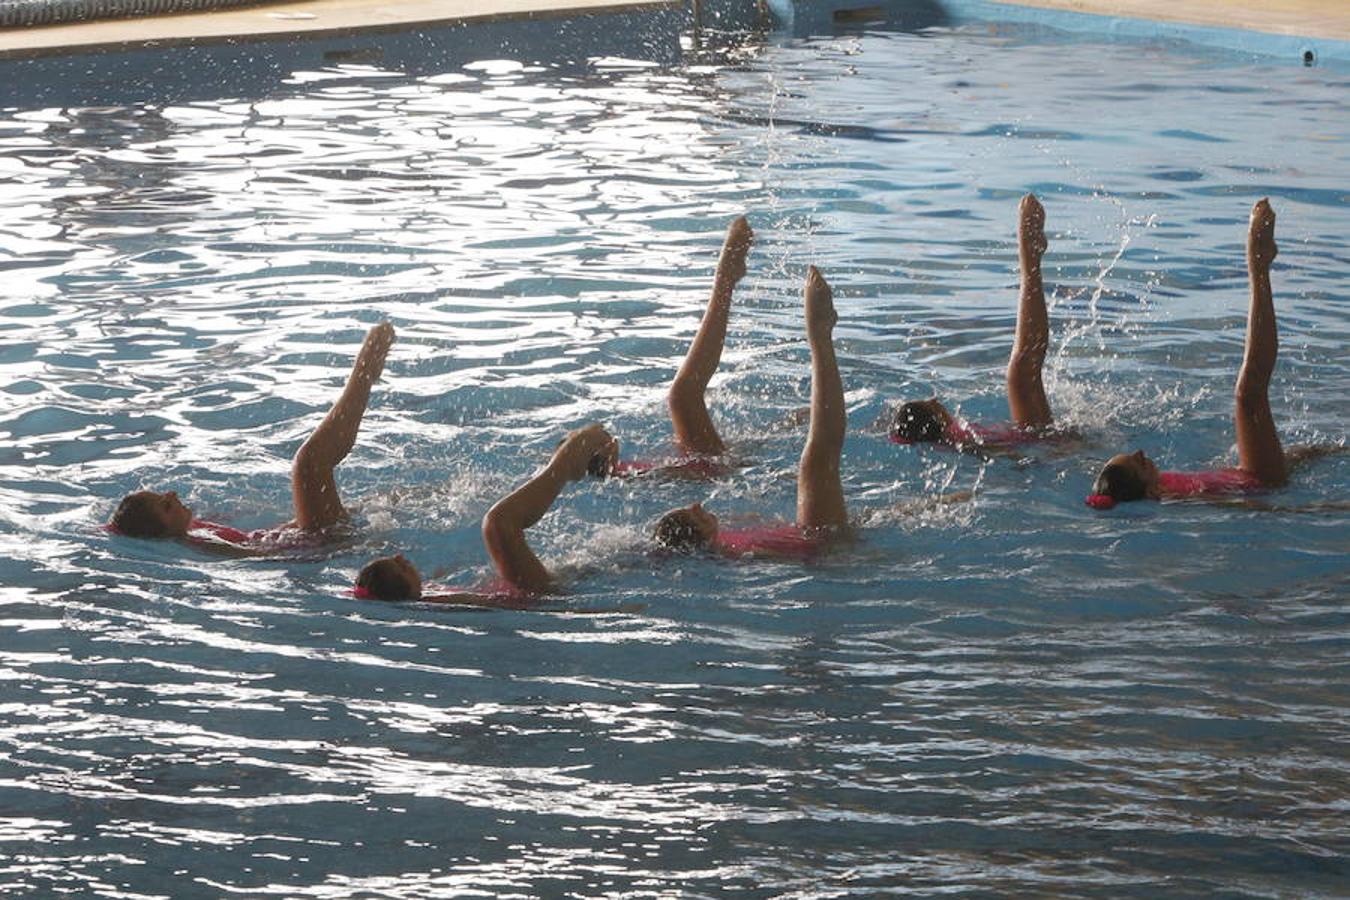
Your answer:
[796,266,848,531]
[1235,198,1286,485]
[291,321,394,531]
[668,216,753,456]
[1006,193,1053,428]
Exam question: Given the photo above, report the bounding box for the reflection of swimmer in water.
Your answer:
[356,424,617,607]
[652,266,848,560]
[593,216,753,480]
[1088,199,1303,509]
[108,322,395,554]
[890,194,1059,451]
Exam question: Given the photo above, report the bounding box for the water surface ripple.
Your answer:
[1,25,1347,898]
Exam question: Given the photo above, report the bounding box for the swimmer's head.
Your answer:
[587,452,613,478]
[1092,451,1161,505]
[110,490,193,538]
[890,399,952,444]
[556,433,619,479]
[356,555,422,601]
[653,502,718,552]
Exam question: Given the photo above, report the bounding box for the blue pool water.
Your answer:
[1,19,1348,897]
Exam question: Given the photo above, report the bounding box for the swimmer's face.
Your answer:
[128,490,193,537]
[161,491,194,534]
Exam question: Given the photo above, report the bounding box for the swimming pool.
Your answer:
[1,17,1347,897]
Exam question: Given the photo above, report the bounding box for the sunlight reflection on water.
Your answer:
[0,20,1347,898]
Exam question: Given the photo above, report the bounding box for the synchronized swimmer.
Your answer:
[108,322,395,553]
[355,423,617,606]
[650,266,848,559]
[591,215,753,480]
[1087,199,1303,508]
[355,264,846,605]
[105,197,1333,606]
[890,194,1057,450]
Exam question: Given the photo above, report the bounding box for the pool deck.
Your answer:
[985,0,1349,42]
[0,0,681,57]
[0,0,1346,58]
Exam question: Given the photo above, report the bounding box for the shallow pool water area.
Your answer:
[2,17,1348,897]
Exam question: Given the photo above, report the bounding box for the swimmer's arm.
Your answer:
[482,468,562,595]
[420,591,535,610]
[184,536,269,559]
[857,489,974,528]
[482,425,614,595]
[421,594,647,615]
[890,489,974,516]
[1203,496,1350,513]
[954,441,1015,461]
[292,322,394,530]
[1285,442,1348,469]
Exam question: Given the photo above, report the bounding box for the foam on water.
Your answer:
[1,20,1347,897]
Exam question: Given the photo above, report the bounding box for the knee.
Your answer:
[1007,347,1046,377]
[291,443,324,482]
[667,380,698,410]
[1234,375,1269,413]
[799,447,841,477]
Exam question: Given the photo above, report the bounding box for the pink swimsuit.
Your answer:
[1158,469,1263,497]
[891,420,1038,448]
[1086,468,1264,510]
[715,525,825,561]
[186,519,323,552]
